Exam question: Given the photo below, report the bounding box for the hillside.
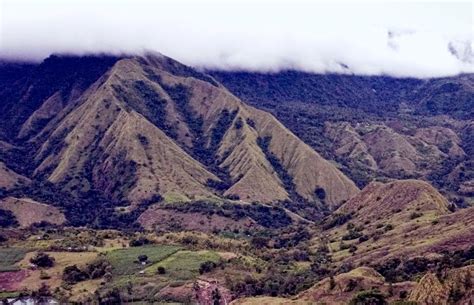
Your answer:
[0,54,358,227]
[0,54,472,305]
[211,71,474,205]
[320,180,473,266]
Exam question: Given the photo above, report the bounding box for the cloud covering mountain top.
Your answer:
[1,0,472,77]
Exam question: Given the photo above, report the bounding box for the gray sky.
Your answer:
[1,0,473,77]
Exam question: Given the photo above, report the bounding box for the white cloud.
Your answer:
[0,0,473,77]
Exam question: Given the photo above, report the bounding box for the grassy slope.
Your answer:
[106,245,181,276]
[320,180,473,265]
[0,248,30,272]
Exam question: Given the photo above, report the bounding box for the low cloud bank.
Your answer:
[1,0,472,77]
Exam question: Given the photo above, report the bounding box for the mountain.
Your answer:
[210,70,474,205]
[0,53,472,305]
[0,53,358,227]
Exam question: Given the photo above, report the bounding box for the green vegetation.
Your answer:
[0,247,29,271]
[147,250,220,280]
[0,208,19,228]
[62,258,110,284]
[30,252,55,268]
[106,245,181,275]
[162,200,292,229]
[349,290,387,305]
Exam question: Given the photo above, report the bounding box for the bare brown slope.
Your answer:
[0,161,30,190]
[0,197,65,227]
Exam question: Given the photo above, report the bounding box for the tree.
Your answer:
[30,252,55,268]
[62,265,88,284]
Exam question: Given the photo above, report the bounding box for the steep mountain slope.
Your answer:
[0,55,120,140]
[0,54,358,226]
[211,71,474,204]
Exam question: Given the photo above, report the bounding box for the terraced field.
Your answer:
[106,245,182,276]
[0,248,30,272]
[145,250,221,280]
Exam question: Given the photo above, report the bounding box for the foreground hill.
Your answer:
[233,265,474,305]
[321,180,473,266]
[0,53,358,227]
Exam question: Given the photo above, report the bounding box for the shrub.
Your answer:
[246,118,256,128]
[323,213,352,230]
[137,255,148,263]
[349,290,388,305]
[251,236,269,249]
[410,212,422,220]
[30,252,55,268]
[129,237,151,247]
[157,266,166,274]
[63,265,88,284]
[342,230,363,240]
[199,261,217,274]
[349,245,358,253]
[314,187,326,201]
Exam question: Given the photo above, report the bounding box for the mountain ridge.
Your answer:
[0,53,359,223]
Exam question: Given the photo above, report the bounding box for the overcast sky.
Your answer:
[0,0,473,77]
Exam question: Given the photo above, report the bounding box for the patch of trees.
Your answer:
[341,223,364,241]
[349,290,387,305]
[162,201,292,229]
[322,213,352,230]
[6,178,155,230]
[199,260,217,274]
[62,258,111,284]
[374,246,474,282]
[229,267,325,298]
[30,252,55,268]
[133,80,178,139]
[129,236,151,247]
[0,208,19,228]
[157,82,235,187]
